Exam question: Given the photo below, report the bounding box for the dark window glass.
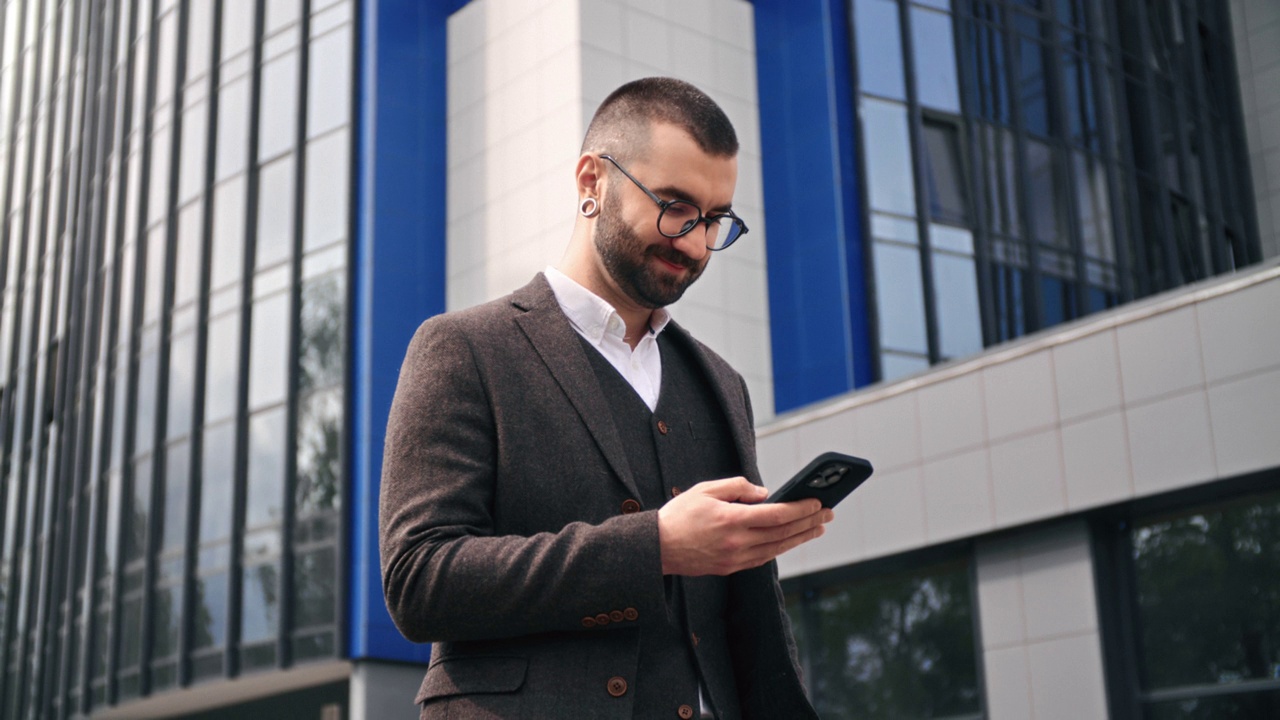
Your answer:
[299,273,344,395]
[150,584,182,659]
[1025,139,1067,247]
[256,154,296,270]
[911,7,962,112]
[119,596,144,667]
[160,441,190,551]
[249,293,290,410]
[788,557,981,719]
[241,561,280,643]
[1062,49,1098,149]
[198,421,235,549]
[297,388,341,517]
[1073,152,1114,261]
[125,458,153,563]
[308,27,352,138]
[293,546,335,628]
[258,52,299,161]
[969,19,1011,124]
[204,311,240,423]
[193,571,228,649]
[1143,690,1280,720]
[303,130,349,251]
[1017,37,1050,136]
[981,125,1021,235]
[1131,493,1280,692]
[853,0,906,100]
[992,262,1029,342]
[247,407,286,528]
[922,122,969,225]
[167,332,195,440]
[1039,274,1075,326]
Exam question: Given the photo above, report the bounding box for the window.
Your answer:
[786,555,983,719]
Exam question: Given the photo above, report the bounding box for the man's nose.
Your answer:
[671,226,710,262]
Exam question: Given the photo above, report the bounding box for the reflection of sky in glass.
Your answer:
[247,408,286,528]
[248,293,290,410]
[854,0,905,100]
[862,98,917,215]
[204,312,240,422]
[873,242,927,353]
[200,422,236,545]
[932,251,983,359]
[911,8,961,112]
[241,563,280,643]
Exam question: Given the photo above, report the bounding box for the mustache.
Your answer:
[646,245,700,270]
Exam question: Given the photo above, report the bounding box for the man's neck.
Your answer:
[553,262,655,350]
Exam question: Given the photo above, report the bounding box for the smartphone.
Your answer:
[765,452,874,509]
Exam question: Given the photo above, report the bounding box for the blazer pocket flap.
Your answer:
[415,656,528,703]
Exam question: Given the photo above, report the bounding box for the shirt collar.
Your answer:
[544,266,671,344]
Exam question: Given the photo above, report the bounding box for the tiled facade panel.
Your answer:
[764,259,1280,579]
[445,0,776,419]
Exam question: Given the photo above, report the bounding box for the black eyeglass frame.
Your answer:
[599,154,748,251]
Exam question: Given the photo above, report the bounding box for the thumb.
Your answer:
[699,477,768,503]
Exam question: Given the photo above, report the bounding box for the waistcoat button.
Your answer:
[656,419,669,434]
[607,676,628,697]
[621,499,641,514]
[678,704,695,719]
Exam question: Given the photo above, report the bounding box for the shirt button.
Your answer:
[607,676,628,697]
[621,499,641,514]
[678,705,695,719]
[656,420,669,434]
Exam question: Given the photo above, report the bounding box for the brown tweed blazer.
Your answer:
[380,274,816,719]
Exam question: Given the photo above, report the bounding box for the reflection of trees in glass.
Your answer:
[191,574,225,650]
[789,560,980,720]
[150,584,181,659]
[296,390,340,515]
[293,547,335,629]
[1132,495,1280,692]
[298,274,343,395]
[242,563,280,642]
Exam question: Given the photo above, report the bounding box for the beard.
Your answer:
[593,194,706,309]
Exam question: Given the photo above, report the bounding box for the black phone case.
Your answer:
[765,451,874,509]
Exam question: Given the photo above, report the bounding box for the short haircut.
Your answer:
[581,77,738,161]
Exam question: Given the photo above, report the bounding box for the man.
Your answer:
[381,77,829,719]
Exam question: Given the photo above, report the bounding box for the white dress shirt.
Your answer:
[544,266,671,411]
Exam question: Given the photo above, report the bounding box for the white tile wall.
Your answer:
[445,0,776,419]
[1025,634,1109,720]
[759,262,1280,573]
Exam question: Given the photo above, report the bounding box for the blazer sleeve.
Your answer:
[379,316,668,644]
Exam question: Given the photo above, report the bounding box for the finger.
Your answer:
[739,498,824,528]
[748,508,833,547]
[743,524,827,570]
[697,476,767,503]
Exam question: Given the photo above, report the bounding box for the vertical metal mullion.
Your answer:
[280,0,313,669]
[59,0,117,712]
[897,0,942,365]
[228,0,267,679]
[132,0,166,699]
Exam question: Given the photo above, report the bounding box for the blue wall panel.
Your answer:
[754,0,873,413]
[352,0,470,664]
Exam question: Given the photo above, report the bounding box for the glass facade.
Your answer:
[785,555,983,719]
[850,0,1261,382]
[0,0,353,716]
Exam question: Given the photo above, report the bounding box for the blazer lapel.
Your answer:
[665,322,761,485]
[511,275,642,500]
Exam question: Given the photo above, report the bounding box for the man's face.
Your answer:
[592,123,738,309]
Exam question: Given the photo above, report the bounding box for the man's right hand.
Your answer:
[656,477,834,576]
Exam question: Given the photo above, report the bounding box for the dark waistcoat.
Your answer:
[579,331,744,719]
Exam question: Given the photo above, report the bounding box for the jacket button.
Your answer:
[691,631,699,647]
[678,704,695,719]
[582,616,596,628]
[670,486,682,497]
[595,613,611,626]
[623,607,638,621]
[607,676,628,697]
[609,610,624,623]
[656,420,669,434]
[621,499,641,514]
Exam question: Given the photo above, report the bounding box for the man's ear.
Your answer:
[576,153,604,200]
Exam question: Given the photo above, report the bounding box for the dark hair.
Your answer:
[581,77,738,160]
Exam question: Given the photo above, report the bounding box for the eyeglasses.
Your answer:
[600,154,748,251]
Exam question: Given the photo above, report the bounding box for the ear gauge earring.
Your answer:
[580,197,599,218]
